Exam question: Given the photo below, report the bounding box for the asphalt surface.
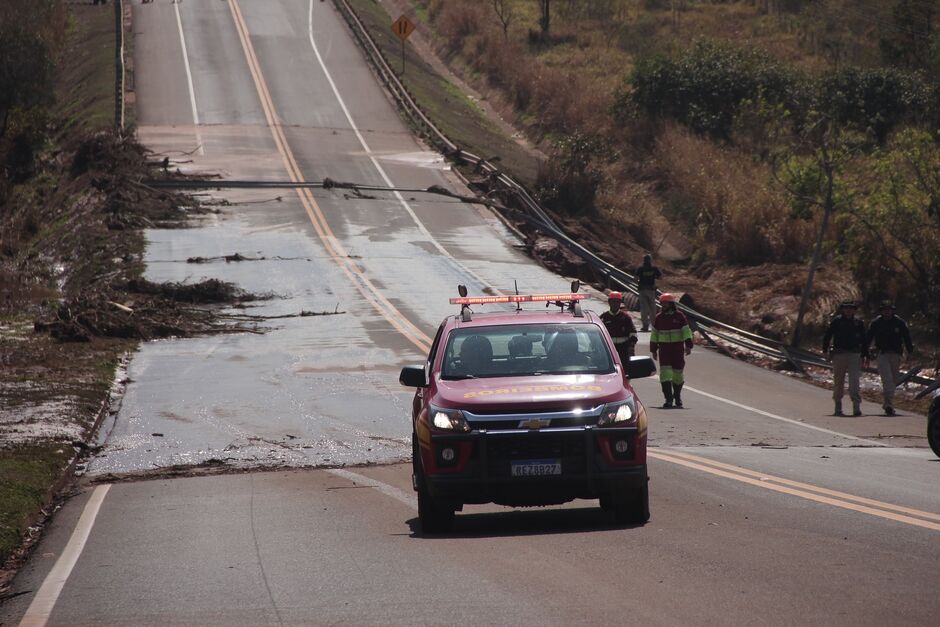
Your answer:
[3,1,938,625]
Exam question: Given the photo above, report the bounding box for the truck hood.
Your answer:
[434,373,627,412]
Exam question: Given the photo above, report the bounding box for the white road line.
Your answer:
[174,1,204,156]
[327,468,417,510]
[684,385,887,447]
[19,485,111,627]
[306,1,497,294]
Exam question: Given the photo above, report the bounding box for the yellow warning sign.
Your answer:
[391,15,416,41]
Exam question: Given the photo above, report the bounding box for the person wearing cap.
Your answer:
[866,301,913,416]
[601,292,638,364]
[650,293,693,408]
[635,254,662,332]
[822,301,869,416]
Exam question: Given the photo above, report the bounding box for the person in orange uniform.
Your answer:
[600,292,638,364]
[649,293,693,408]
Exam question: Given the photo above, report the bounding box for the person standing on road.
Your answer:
[866,301,913,416]
[650,293,693,409]
[635,254,662,332]
[601,292,638,364]
[822,301,869,417]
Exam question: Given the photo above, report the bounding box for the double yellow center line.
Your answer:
[651,449,940,531]
[228,0,432,355]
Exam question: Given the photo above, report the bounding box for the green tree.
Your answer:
[847,130,940,328]
[771,113,863,347]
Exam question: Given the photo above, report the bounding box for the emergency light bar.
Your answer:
[449,293,587,305]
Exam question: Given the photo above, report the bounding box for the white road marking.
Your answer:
[306,1,497,295]
[684,385,887,447]
[19,485,111,627]
[327,468,417,510]
[174,1,204,155]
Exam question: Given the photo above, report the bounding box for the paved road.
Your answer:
[3,1,938,625]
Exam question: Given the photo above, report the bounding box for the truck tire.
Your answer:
[929,397,940,459]
[612,484,650,525]
[413,433,455,533]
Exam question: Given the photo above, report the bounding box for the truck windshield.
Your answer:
[441,323,614,379]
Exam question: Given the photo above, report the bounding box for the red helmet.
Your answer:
[607,291,623,301]
[659,293,676,304]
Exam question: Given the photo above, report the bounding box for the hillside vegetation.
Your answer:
[407,0,939,345]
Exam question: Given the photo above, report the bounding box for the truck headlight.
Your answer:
[430,406,471,432]
[597,398,636,426]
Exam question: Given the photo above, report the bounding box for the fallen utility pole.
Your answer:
[142,178,500,208]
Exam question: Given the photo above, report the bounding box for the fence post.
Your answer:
[115,0,125,133]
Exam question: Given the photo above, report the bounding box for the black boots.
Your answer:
[661,382,684,408]
[661,382,674,408]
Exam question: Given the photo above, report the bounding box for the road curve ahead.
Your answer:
[2,1,938,625]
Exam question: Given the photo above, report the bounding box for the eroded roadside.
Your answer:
[0,5,270,586]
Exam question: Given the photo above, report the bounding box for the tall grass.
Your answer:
[654,125,815,265]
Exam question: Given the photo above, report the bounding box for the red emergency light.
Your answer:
[449,293,587,305]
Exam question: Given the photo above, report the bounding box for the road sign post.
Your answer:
[391,14,415,75]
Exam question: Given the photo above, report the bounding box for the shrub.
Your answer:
[615,40,798,139]
[536,133,612,215]
[817,67,937,143]
[616,39,938,145]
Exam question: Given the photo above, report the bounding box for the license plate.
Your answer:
[511,459,561,477]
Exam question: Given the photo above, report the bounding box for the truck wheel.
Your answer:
[413,433,455,533]
[928,398,940,459]
[613,485,650,525]
[417,479,454,534]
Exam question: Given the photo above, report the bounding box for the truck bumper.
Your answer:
[424,427,647,507]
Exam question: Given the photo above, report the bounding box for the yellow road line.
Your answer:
[659,448,940,522]
[228,0,431,354]
[650,450,940,532]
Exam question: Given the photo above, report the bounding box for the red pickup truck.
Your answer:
[399,290,656,533]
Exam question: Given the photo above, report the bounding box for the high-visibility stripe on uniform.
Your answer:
[650,326,692,344]
[659,366,685,384]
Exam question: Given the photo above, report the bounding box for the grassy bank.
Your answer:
[0,4,129,572]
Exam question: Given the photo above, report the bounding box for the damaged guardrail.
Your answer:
[329,0,936,394]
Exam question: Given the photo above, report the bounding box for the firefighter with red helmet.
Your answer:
[601,292,638,363]
[650,293,693,408]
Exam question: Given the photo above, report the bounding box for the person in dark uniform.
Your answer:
[866,301,913,416]
[635,254,662,332]
[600,292,638,365]
[822,301,869,416]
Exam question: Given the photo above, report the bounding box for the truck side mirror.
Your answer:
[399,365,429,387]
[626,356,656,380]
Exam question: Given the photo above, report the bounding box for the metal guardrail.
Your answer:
[322,1,936,393]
